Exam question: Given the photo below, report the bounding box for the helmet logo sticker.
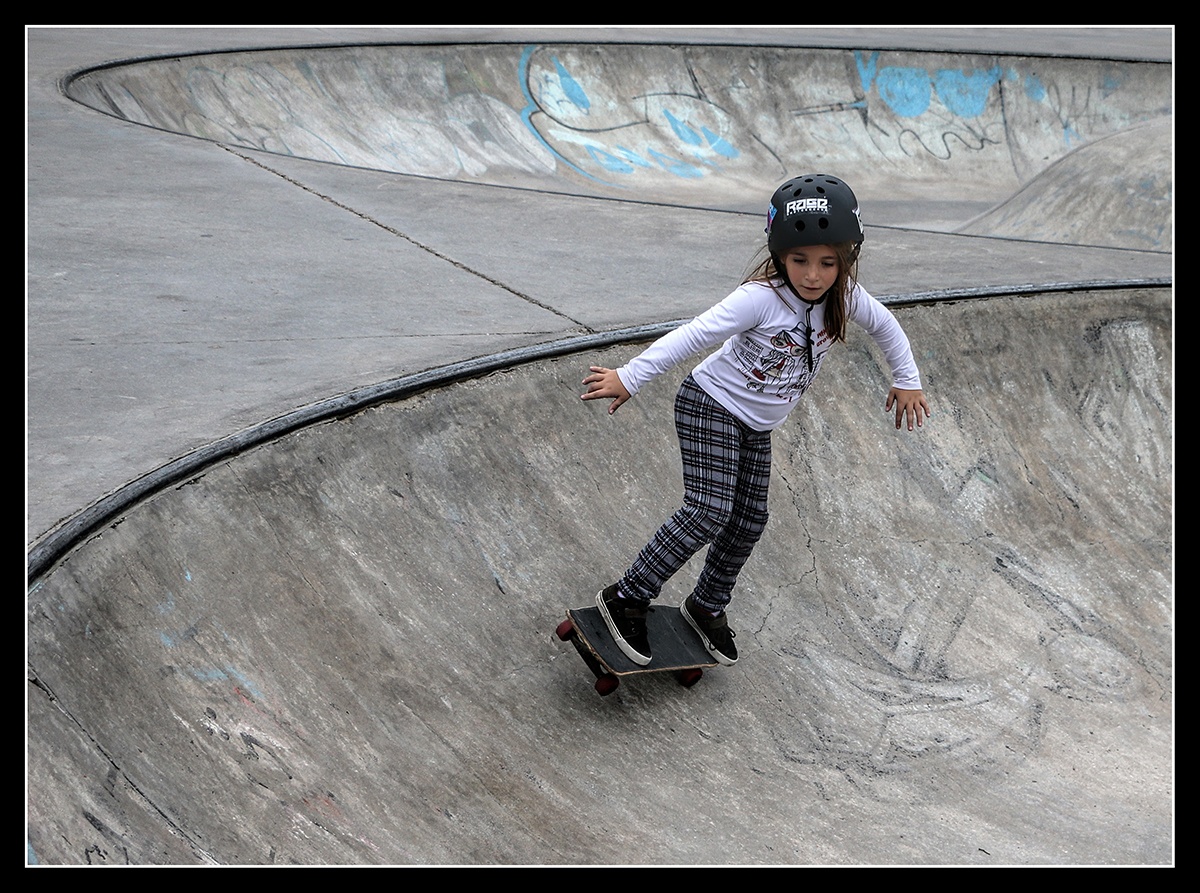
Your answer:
[785,197,828,216]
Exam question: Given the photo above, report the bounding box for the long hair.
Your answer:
[742,242,861,344]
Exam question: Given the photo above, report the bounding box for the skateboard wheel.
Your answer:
[555,619,575,641]
[595,674,619,697]
[678,668,704,688]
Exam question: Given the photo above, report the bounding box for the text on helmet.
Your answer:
[785,197,828,216]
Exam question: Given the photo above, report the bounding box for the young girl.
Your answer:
[580,173,929,668]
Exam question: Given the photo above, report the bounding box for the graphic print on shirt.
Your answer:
[730,325,826,399]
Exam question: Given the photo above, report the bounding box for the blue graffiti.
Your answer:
[587,146,633,173]
[1022,71,1047,102]
[647,149,705,178]
[701,125,738,159]
[876,66,935,117]
[664,109,703,146]
[613,145,654,169]
[518,46,613,187]
[934,67,1002,117]
[663,110,739,159]
[856,51,879,94]
[519,46,742,186]
[587,145,647,173]
[858,51,1004,119]
[553,55,589,111]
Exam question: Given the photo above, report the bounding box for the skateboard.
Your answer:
[555,605,718,696]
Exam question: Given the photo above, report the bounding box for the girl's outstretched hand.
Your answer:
[581,366,632,414]
[886,387,931,431]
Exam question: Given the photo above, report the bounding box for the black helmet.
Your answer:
[766,174,864,255]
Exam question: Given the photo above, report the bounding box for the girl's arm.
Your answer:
[850,285,930,431]
[582,285,765,413]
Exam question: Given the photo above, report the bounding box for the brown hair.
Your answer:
[743,242,861,343]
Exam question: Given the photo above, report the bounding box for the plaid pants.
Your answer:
[620,375,772,613]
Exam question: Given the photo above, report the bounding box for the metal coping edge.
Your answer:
[26,278,1171,583]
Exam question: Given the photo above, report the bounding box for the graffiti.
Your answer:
[518,45,746,188]
[66,43,1169,201]
[520,46,744,187]
[856,54,1003,118]
[514,45,1168,193]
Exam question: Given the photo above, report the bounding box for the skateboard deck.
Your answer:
[555,604,718,696]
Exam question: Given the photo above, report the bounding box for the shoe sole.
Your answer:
[680,601,738,666]
[596,589,652,666]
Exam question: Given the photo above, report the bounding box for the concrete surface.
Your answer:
[27,26,1173,545]
[26,27,1173,865]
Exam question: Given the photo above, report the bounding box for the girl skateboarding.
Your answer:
[581,173,930,667]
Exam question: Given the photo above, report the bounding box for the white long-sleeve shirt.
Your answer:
[616,279,922,431]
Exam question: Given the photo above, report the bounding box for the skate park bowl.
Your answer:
[61,39,1173,245]
[28,34,1172,865]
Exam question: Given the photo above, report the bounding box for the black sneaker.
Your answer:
[596,584,652,666]
[681,597,738,666]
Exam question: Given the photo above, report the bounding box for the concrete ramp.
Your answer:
[64,42,1172,227]
[27,288,1172,865]
[960,118,1173,250]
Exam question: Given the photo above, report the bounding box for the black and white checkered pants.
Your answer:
[620,375,772,613]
